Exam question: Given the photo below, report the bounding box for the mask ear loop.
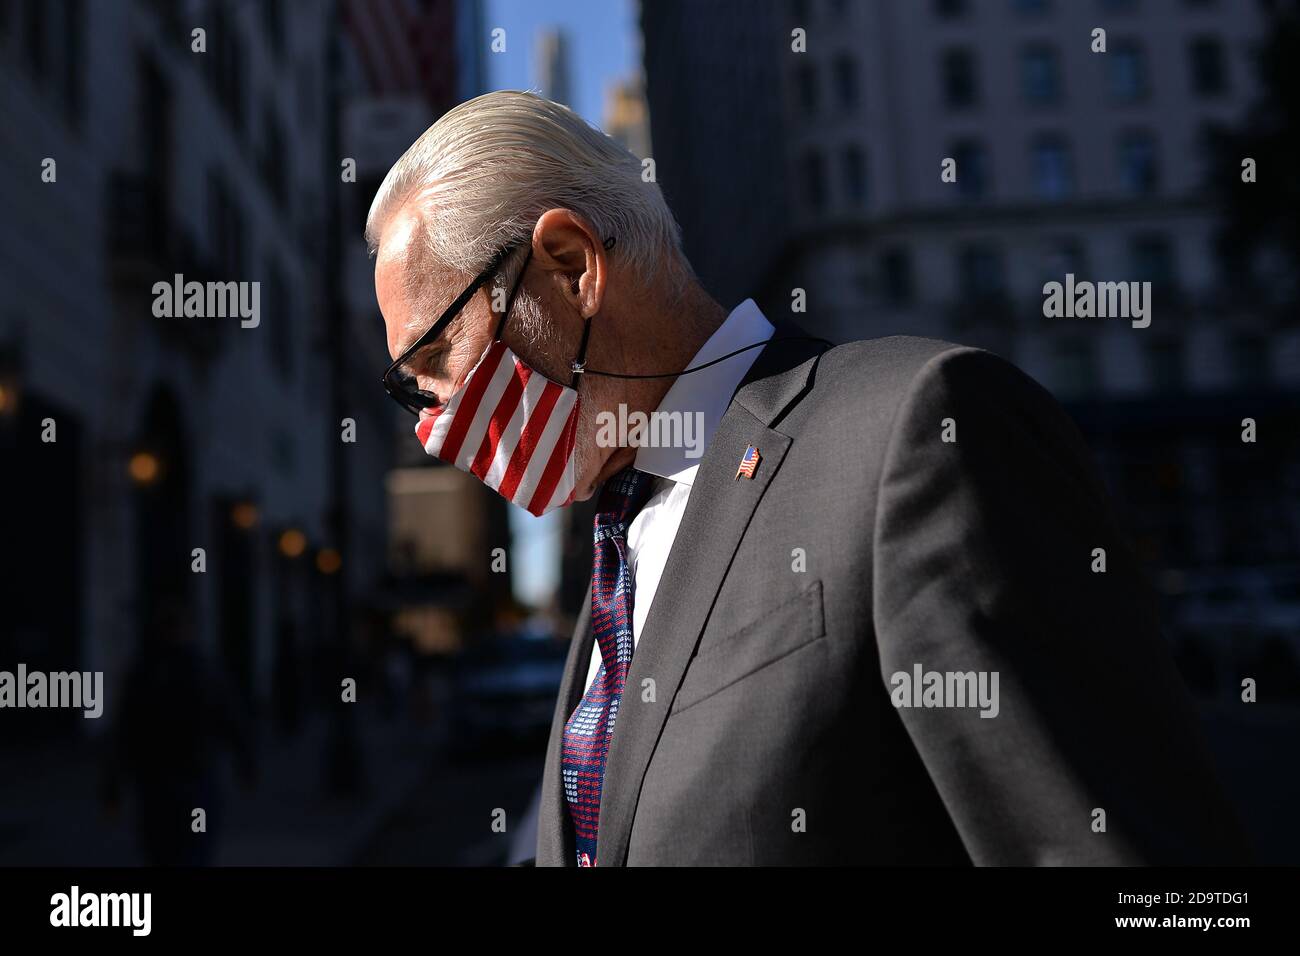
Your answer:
[570,316,593,388]
[493,236,613,386]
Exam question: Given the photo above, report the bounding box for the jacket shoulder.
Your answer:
[820,334,964,381]
[784,335,1059,451]
[815,335,1045,402]
[809,335,986,410]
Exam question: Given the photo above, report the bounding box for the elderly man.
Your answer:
[367,91,1247,866]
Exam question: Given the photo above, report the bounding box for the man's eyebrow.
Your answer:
[394,332,420,356]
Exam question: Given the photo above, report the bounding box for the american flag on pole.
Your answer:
[414,341,580,516]
[735,444,761,480]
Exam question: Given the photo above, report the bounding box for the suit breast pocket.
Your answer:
[669,579,826,715]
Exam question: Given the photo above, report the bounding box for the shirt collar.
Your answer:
[633,298,775,487]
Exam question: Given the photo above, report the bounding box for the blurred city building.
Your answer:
[640,0,793,319]
[603,74,653,159]
[338,0,509,654]
[0,0,340,730]
[386,467,514,653]
[535,28,573,107]
[0,0,488,740]
[640,0,1300,690]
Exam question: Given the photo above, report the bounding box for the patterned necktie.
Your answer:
[561,466,654,867]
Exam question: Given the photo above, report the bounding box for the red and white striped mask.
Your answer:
[414,339,580,517]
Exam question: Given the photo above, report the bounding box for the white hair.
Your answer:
[365,90,691,313]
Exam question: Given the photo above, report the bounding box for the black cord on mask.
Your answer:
[577,335,834,380]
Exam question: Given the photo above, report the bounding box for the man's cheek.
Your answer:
[449,339,488,389]
[443,359,473,395]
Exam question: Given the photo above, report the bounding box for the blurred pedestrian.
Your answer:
[101,598,257,865]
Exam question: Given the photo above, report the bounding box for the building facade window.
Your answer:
[18,0,85,121]
[60,0,84,122]
[1110,41,1148,102]
[1231,335,1269,386]
[24,0,47,81]
[958,244,1007,302]
[209,3,246,133]
[264,257,293,378]
[138,54,172,207]
[1040,237,1088,287]
[794,62,819,115]
[260,104,289,209]
[1130,234,1178,302]
[832,54,859,110]
[1021,45,1063,105]
[1053,338,1099,398]
[1146,339,1186,393]
[1190,36,1229,96]
[882,248,915,306]
[951,139,990,200]
[841,145,867,205]
[296,62,317,131]
[1211,229,1252,297]
[802,151,828,210]
[208,171,246,277]
[1013,0,1051,14]
[1118,130,1160,195]
[941,48,978,109]
[1031,133,1074,199]
[263,0,286,59]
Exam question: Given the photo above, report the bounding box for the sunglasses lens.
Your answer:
[385,363,440,415]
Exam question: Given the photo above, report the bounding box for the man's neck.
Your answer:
[616,282,728,416]
[581,282,729,492]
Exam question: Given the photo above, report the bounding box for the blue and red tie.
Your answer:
[561,467,653,867]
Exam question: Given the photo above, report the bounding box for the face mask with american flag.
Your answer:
[414,338,581,517]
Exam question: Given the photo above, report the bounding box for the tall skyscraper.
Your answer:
[535,28,573,107]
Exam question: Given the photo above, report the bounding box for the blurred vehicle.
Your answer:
[1169,566,1300,635]
[446,634,568,760]
[1160,566,1300,700]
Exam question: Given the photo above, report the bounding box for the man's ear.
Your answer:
[532,208,607,318]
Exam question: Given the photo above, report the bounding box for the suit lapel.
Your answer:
[594,336,824,866]
[536,587,593,866]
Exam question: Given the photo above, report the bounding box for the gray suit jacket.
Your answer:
[535,331,1249,866]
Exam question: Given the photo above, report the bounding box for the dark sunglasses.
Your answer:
[381,235,615,415]
[381,241,525,415]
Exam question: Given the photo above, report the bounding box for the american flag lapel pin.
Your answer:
[735,444,761,480]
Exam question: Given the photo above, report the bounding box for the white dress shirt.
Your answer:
[582,298,776,693]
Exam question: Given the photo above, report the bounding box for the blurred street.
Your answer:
[1199,702,1300,866]
[0,702,436,867]
[3,699,1294,866]
[356,756,540,866]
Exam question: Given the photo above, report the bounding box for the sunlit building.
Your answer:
[641,0,1299,668]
